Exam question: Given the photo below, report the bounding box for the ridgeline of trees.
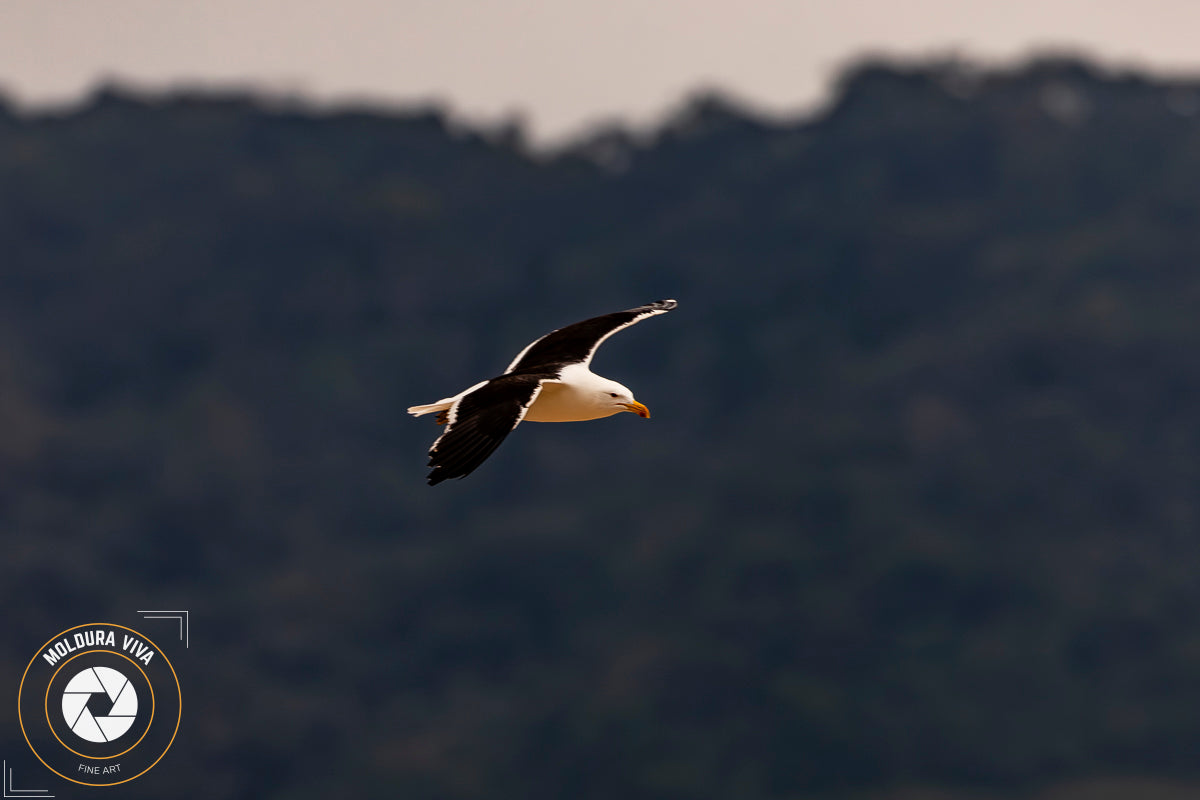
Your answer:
[4,57,1200,799]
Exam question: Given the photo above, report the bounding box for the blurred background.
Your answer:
[4,2,1200,799]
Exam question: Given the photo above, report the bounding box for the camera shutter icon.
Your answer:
[61,666,138,743]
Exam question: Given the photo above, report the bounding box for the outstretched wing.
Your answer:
[504,299,678,374]
[425,373,550,485]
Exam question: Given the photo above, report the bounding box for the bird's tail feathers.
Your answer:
[407,400,453,417]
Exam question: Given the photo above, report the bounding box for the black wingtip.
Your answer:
[427,464,471,485]
[425,463,458,485]
[647,299,678,311]
[426,464,472,485]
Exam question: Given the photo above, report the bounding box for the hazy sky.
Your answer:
[4,0,1200,142]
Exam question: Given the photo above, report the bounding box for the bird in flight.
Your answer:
[409,299,677,485]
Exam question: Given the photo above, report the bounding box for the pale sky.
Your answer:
[3,0,1200,143]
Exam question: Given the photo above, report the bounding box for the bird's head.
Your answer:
[599,380,650,418]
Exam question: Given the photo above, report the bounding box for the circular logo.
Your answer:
[18,624,181,787]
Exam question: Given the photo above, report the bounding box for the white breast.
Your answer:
[523,365,622,423]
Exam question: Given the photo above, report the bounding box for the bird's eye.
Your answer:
[609,392,619,398]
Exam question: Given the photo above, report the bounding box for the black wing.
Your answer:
[425,373,547,485]
[504,299,677,374]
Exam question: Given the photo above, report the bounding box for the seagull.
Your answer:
[408,299,677,485]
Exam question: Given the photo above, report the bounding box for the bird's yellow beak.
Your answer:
[621,401,651,418]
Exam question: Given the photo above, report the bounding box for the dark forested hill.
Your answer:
[4,57,1200,799]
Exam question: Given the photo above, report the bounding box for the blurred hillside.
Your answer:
[4,56,1200,799]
